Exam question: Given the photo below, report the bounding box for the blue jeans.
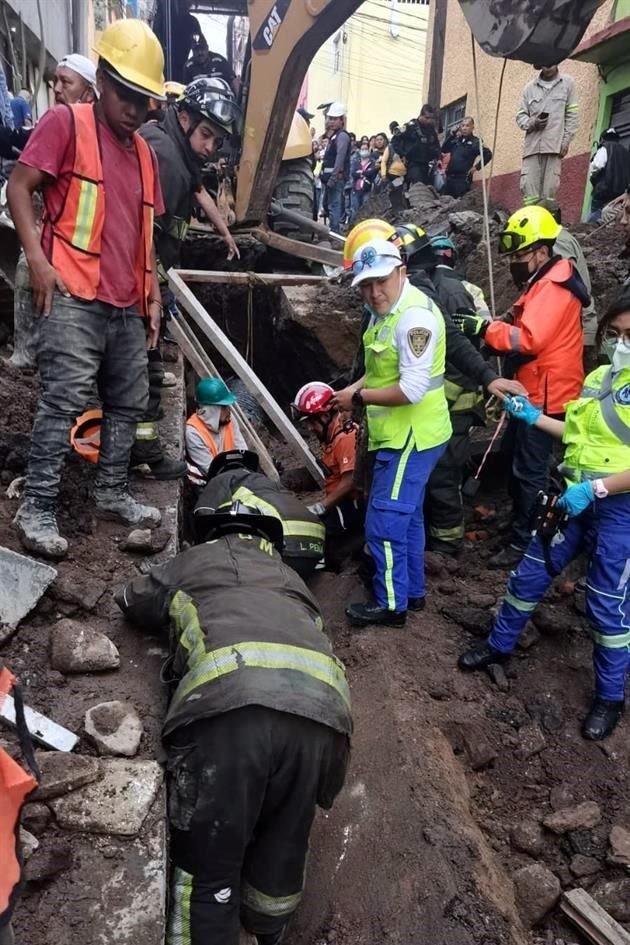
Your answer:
[327,180,346,233]
[26,293,148,503]
[488,493,630,701]
[366,440,448,612]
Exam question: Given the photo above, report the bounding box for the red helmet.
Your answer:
[291,382,335,419]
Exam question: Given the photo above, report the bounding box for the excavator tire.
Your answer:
[271,157,315,243]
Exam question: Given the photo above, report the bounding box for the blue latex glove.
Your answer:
[503,394,542,426]
[556,481,595,517]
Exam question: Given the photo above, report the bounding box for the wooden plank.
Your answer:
[175,270,330,287]
[561,889,630,945]
[168,314,280,483]
[168,269,324,484]
[251,226,344,269]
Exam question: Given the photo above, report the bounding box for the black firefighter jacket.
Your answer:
[116,533,352,740]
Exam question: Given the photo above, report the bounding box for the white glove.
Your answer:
[307,502,326,517]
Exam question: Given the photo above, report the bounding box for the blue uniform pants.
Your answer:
[365,440,447,612]
[488,493,630,702]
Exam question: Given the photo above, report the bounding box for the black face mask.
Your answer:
[509,260,532,289]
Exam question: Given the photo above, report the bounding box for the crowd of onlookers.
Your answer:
[308,102,493,231]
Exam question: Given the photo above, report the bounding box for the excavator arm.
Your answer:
[458,0,607,66]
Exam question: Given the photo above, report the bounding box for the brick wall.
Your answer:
[482,152,591,224]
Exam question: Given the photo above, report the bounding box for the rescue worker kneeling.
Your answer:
[116,502,351,945]
[291,382,363,568]
[458,291,630,741]
[193,449,326,578]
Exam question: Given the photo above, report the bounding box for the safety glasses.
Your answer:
[602,328,630,349]
[498,230,526,255]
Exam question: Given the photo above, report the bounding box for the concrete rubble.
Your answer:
[50,619,120,674]
[543,802,602,835]
[84,701,144,757]
[511,821,544,857]
[0,545,56,643]
[513,864,561,927]
[33,751,101,800]
[50,759,163,836]
[608,825,630,866]
[19,827,40,861]
[121,528,170,554]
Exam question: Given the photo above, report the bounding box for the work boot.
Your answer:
[94,486,161,528]
[13,499,68,559]
[458,640,507,672]
[133,455,187,480]
[130,428,186,480]
[581,698,625,741]
[488,544,525,570]
[408,596,425,612]
[346,602,406,628]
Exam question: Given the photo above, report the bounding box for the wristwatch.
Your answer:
[352,389,364,409]
[592,479,609,499]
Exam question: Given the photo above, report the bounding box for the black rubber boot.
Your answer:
[458,640,508,672]
[408,597,425,612]
[346,602,406,628]
[131,427,186,480]
[488,544,526,570]
[581,698,625,741]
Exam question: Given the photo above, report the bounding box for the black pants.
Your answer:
[443,174,471,198]
[424,421,472,555]
[406,162,431,186]
[321,499,364,570]
[502,413,564,548]
[131,286,172,466]
[166,706,349,945]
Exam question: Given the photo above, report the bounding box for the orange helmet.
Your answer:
[70,409,102,464]
[343,218,398,270]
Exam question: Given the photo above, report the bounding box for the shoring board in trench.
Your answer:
[168,312,280,482]
[168,268,325,484]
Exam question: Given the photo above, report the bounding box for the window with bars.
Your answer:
[440,96,467,136]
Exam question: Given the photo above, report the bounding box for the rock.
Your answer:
[569,854,600,878]
[591,878,630,922]
[532,604,571,636]
[608,825,630,865]
[19,827,39,861]
[568,828,608,859]
[84,701,144,757]
[487,663,510,692]
[526,694,564,733]
[517,723,546,760]
[440,604,493,636]
[50,619,120,673]
[51,574,108,612]
[121,528,170,554]
[549,784,573,810]
[466,592,496,609]
[33,751,101,800]
[449,210,484,232]
[424,551,447,576]
[513,864,561,927]
[50,759,163,836]
[21,802,52,834]
[0,546,57,644]
[23,839,72,882]
[511,820,544,857]
[437,581,457,595]
[543,802,602,834]
[517,622,541,651]
[459,723,497,771]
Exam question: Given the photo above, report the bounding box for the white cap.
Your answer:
[327,101,346,118]
[58,54,98,92]
[351,238,403,287]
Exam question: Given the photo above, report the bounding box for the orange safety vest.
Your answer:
[43,103,155,315]
[186,413,235,459]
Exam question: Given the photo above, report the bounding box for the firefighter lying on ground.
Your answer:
[116,502,351,945]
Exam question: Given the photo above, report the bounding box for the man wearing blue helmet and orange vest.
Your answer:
[7,19,166,559]
[185,377,247,489]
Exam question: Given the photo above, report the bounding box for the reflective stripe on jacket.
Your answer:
[516,72,579,157]
[116,533,352,738]
[484,257,585,414]
[561,365,630,480]
[44,104,155,315]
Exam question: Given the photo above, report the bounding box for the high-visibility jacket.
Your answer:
[194,468,325,564]
[484,258,587,415]
[43,104,155,315]
[560,365,630,481]
[185,413,235,487]
[363,283,451,451]
[116,533,352,739]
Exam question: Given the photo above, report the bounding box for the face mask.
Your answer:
[360,149,370,159]
[198,405,221,429]
[603,338,630,372]
[509,260,532,289]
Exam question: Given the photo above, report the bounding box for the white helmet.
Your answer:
[327,101,346,118]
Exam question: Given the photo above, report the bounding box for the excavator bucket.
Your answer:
[458,0,607,66]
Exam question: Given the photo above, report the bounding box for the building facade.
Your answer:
[424,0,630,222]
[305,0,429,138]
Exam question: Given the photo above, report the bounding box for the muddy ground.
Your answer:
[2,191,630,944]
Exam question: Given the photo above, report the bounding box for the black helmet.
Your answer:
[207,449,260,480]
[394,224,432,259]
[180,76,241,135]
[193,499,284,549]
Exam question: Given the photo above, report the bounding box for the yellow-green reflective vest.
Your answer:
[363,283,452,451]
[561,365,630,481]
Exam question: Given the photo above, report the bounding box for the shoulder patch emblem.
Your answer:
[615,383,630,406]
[408,327,431,357]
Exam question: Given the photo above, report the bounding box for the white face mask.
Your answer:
[603,338,630,372]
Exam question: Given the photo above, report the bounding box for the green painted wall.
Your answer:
[582,59,630,217]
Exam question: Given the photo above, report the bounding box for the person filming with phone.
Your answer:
[516,63,579,214]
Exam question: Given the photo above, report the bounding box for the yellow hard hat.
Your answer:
[344,218,397,270]
[94,19,165,100]
[164,81,185,100]
[498,205,561,255]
